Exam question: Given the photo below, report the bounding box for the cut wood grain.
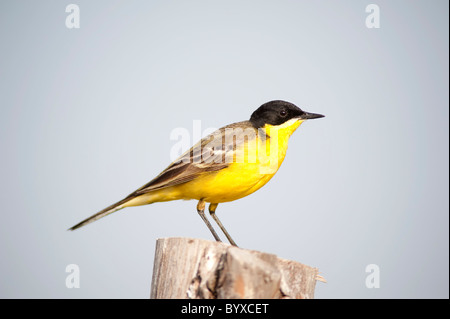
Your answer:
[150,237,323,299]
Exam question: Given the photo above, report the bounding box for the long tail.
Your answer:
[68,197,131,231]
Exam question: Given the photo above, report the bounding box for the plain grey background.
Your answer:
[0,1,448,298]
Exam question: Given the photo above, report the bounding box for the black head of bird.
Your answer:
[249,100,324,128]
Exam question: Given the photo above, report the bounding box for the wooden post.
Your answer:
[150,237,325,299]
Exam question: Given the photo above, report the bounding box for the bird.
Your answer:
[69,100,324,246]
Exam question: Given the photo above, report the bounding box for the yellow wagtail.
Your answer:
[69,100,324,246]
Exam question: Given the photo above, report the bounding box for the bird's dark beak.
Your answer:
[298,111,325,120]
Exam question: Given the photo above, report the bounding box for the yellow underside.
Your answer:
[124,119,303,206]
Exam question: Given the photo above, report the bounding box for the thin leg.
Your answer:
[197,200,221,242]
[209,203,238,247]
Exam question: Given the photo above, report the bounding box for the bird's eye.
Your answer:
[280,109,287,117]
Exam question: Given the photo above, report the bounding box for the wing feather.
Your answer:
[133,121,257,195]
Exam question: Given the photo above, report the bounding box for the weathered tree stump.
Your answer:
[150,237,324,299]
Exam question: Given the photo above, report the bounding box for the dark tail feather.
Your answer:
[68,197,130,231]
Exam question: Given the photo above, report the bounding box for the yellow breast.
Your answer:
[129,119,304,206]
[176,118,304,203]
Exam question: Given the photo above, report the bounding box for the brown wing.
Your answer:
[131,121,257,196]
[68,121,258,231]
